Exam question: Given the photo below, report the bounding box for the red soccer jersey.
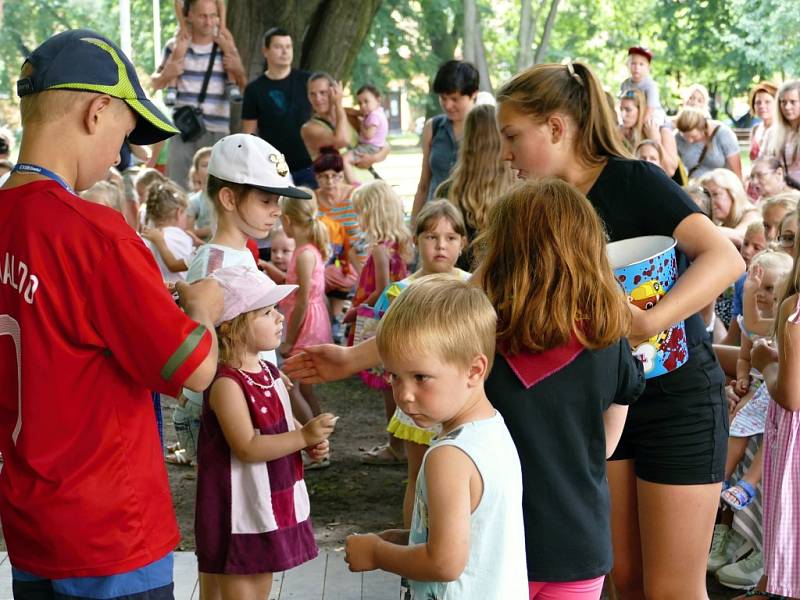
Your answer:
[0,181,212,578]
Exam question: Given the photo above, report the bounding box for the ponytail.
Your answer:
[497,61,631,165]
[309,217,331,262]
[145,181,187,226]
[279,194,331,262]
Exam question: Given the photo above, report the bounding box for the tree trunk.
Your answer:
[463,0,492,92]
[421,0,463,117]
[227,0,380,83]
[300,0,382,82]
[516,0,544,71]
[463,0,477,64]
[533,0,560,64]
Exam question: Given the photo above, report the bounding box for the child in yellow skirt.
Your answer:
[371,200,470,525]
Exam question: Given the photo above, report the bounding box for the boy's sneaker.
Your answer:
[225,82,243,104]
[716,550,764,589]
[708,524,751,572]
[164,87,177,106]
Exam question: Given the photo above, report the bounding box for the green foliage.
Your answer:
[3,0,799,128]
[0,0,176,108]
[351,0,463,118]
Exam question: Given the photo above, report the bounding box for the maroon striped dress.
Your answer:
[195,362,318,574]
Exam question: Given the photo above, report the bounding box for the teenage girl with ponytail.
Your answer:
[283,61,745,598]
[494,61,744,598]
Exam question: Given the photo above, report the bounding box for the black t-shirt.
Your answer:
[486,339,645,581]
[588,157,706,347]
[242,70,312,172]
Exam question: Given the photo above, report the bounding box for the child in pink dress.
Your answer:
[279,194,333,425]
[195,265,337,599]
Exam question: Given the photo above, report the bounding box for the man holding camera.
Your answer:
[151,0,245,188]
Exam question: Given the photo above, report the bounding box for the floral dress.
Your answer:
[348,240,407,387]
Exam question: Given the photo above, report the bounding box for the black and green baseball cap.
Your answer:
[17,29,178,145]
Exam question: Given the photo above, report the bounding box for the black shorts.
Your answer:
[609,340,728,485]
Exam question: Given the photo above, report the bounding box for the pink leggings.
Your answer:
[529,576,605,600]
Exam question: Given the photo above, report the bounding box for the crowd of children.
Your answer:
[4,22,800,600]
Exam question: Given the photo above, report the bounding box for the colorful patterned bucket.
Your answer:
[607,235,689,378]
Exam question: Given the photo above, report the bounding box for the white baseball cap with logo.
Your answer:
[208,133,312,199]
[209,265,298,326]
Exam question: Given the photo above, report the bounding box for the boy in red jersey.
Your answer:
[0,29,222,598]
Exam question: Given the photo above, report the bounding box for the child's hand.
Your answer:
[734,376,750,397]
[141,227,165,243]
[743,264,763,298]
[345,533,381,572]
[278,369,294,391]
[301,413,338,446]
[725,384,739,416]
[305,439,330,462]
[750,338,778,372]
[187,230,205,247]
[643,118,659,141]
[377,529,409,545]
[279,341,293,357]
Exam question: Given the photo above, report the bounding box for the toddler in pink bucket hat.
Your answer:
[209,265,297,326]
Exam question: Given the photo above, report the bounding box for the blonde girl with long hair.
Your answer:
[619,88,680,176]
[699,168,760,246]
[348,180,412,464]
[279,194,332,424]
[495,61,743,599]
[434,103,515,270]
[768,80,800,186]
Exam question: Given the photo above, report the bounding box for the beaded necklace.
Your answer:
[237,360,275,398]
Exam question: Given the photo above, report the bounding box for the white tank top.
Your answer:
[409,411,529,599]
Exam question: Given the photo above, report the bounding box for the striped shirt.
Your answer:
[319,197,367,260]
[161,39,230,133]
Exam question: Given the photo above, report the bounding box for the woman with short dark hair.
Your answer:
[411,60,479,223]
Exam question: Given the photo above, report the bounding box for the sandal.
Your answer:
[722,480,758,511]
[744,590,785,599]
[360,444,407,466]
[165,448,194,467]
[303,455,331,471]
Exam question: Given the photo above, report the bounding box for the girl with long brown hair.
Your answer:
[435,103,515,270]
[474,179,644,599]
[495,61,744,599]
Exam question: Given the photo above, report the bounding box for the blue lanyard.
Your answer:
[12,163,74,194]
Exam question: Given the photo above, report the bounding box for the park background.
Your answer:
[1,0,800,139]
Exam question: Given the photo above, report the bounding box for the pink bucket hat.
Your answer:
[208,265,297,326]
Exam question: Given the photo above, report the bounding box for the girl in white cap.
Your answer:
[172,133,312,466]
[195,264,337,599]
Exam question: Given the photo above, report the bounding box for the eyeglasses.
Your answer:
[316,173,342,182]
[778,233,796,247]
[621,90,637,99]
[751,169,776,180]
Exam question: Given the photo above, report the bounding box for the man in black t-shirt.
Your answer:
[242,28,314,187]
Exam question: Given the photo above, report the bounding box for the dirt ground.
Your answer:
[166,376,406,552]
[0,378,738,598]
